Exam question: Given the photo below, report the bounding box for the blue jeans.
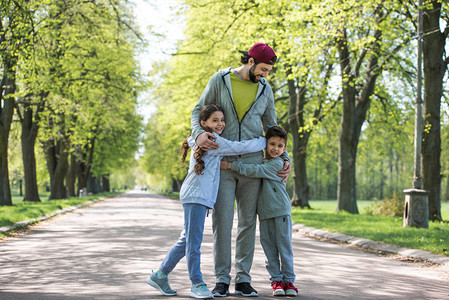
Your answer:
[159,203,207,285]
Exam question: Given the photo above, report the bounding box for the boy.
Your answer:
[221,126,298,297]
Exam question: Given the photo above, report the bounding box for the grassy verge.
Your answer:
[158,191,180,199]
[292,200,449,257]
[0,192,119,228]
[158,194,449,257]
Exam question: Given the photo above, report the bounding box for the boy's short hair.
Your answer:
[265,126,287,144]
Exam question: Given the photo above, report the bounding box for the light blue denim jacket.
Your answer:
[180,133,266,209]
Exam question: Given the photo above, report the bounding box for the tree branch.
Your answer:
[275,96,289,103]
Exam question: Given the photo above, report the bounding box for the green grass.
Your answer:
[0,192,118,228]
[158,191,180,199]
[292,200,449,257]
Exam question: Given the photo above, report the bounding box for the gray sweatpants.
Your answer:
[259,215,295,283]
[212,153,263,285]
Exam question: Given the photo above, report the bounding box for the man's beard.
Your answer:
[248,64,261,83]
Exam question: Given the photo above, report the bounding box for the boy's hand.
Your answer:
[220,160,231,170]
[278,161,291,183]
[196,132,219,150]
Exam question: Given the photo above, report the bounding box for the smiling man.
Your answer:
[191,43,291,297]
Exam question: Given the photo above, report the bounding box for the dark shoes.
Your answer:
[212,282,229,297]
[213,281,258,297]
[235,282,258,297]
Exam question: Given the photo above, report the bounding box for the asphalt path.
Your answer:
[0,191,448,299]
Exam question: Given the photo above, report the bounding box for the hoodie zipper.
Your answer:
[222,71,266,141]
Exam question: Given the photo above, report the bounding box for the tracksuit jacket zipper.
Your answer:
[221,72,266,141]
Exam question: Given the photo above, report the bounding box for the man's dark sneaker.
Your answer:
[235,282,258,297]
[212,282,229,297]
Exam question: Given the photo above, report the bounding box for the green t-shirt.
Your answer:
[230,70,258,122]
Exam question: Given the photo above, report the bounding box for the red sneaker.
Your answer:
[271,281,285,296]
[284,282,298,296]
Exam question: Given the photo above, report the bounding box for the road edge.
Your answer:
[293,223,449,267]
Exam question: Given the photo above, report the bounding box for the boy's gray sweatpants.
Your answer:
[212,153,264,285]
[259,215,295,283]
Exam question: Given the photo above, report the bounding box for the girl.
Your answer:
[146,104,266,299]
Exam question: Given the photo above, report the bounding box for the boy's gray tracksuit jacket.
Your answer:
[230,157,291,220]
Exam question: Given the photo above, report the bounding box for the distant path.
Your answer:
[0,191,448,299]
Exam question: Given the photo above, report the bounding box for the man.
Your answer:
[191,43,291,297]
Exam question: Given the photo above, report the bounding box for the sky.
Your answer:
[132,0,185,121]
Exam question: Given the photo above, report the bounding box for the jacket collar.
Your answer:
[221,68,266,98]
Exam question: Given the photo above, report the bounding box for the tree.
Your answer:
[142,0,428,211]
[420,0,448,221]
[324,1,415,213]
[286,62,336,208]
[0,0,34,205]
[16,91,47,201]
[33,0,143,199]
[357,82,415,201]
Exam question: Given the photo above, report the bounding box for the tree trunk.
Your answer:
[21,102,41,202]
[336,28,359,213]
[328,168,337,200]
[336,22,382,213]
[337,102,358,212]
[0,132,13,206]
[77,160,87,192]
[0,63,16,206]
[77,140,95,193]
[102,174,110,192]
[421,1,446,222]
[66,153,77,197]
[171,177,181,192]
[379,160,384,200]
[19,179,23,196]
[286,69,311,208]
[46,139,69,200]
[87,172,101,194]
[445,175,449,201]
[292,152,310,208]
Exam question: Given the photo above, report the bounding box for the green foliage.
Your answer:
[141,0,428,204]
[364,192,404,217]
[356,77,415,201]
[34,0,145,165]
[4,0,147,202]
[7,122,23,186]
[306,108,341,200]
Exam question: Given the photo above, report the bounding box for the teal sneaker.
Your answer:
[190,282,214,299]
[146,271,177,296]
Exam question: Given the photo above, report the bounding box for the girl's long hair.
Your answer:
[180,104,224,175]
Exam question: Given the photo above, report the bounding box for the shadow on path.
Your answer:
[0,191,448,299]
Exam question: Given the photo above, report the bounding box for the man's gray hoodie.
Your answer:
[191,68,277,145]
